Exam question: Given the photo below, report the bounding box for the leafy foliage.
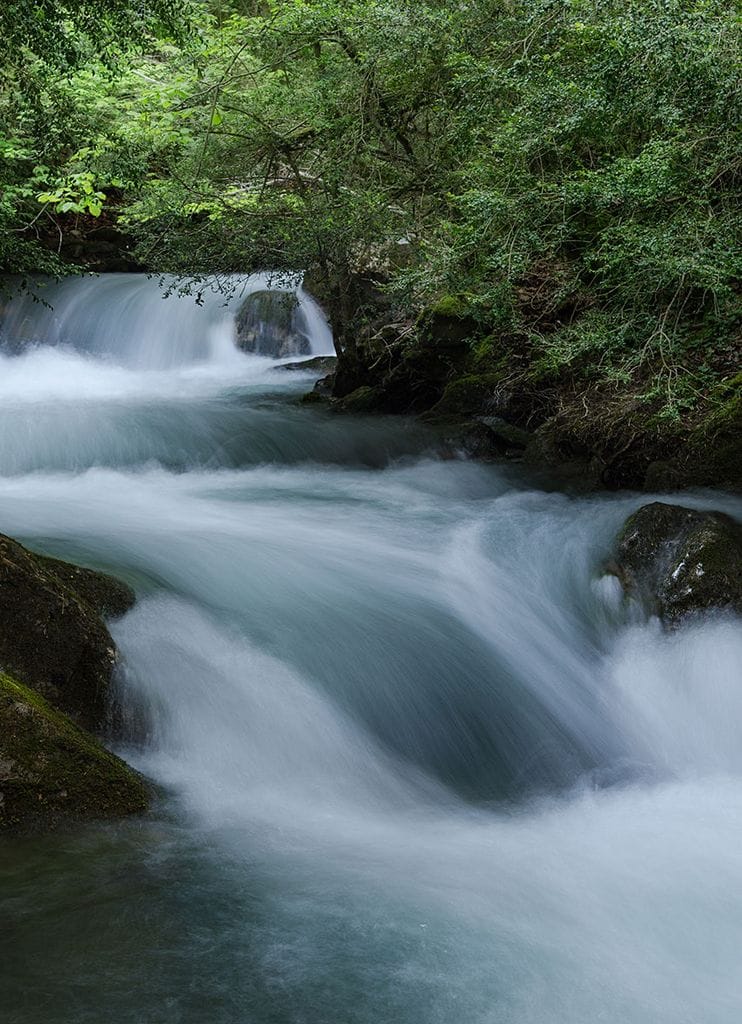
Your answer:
[1,0,739,417]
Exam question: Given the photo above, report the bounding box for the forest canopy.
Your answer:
[1,0,739,418]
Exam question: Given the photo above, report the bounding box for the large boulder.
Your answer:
[611,502,742,622]
[235,290,311,358]
[0,534,135,732]
[0,671,148,834]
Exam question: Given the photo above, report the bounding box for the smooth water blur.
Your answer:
[1,275,742,1024]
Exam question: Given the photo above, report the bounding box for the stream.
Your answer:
[1,274,741,1024]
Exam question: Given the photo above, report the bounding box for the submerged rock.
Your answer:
[611,502,742,622]
[0,534,134,732]
[235,290,312,358]
[0,672,148,834]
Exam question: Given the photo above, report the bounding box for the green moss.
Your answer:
[429,294,469,319]
[426,373,502,419]
[471,336,511,372]
[0,671,149,834]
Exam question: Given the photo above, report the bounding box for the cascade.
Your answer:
[1,274,741,1024]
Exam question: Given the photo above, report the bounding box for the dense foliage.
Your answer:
[1,0,739,419]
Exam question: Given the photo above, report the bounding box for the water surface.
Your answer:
[2,276,741,1024]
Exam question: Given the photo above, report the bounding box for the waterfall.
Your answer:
[0,272,335,370]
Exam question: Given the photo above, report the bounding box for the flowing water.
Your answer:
[1,275,741,1024]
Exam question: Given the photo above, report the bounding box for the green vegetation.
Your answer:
[1,1,739,435]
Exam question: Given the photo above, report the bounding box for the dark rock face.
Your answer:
[0,671,148,834]
[0,535,134,732]
[612,502,742,622]
[34,552,135,620]
[235,290,312,358]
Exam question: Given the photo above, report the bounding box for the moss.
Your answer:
[425,373,502,420]
[0,672,149,834]
[470,337,511,373]
[429,294,470,319]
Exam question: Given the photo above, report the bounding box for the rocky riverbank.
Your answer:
[303,273,741,492]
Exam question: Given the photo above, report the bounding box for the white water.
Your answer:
[1,275,741,1024]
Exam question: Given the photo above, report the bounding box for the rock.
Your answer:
[278,355,337,374]
[235,290,312,358]
[0,671,148,834]
[335,385,384,414]
[312,372,335,399]
[0,534,132,731]
[33,552,135,619]
[611,502,742,622]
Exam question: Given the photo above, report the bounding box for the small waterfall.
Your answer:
[0,273,335,369]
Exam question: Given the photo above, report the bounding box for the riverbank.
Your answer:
[302,273,741,492]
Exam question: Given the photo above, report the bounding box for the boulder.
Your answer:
[611,502,742,622]
[235,290,311,358]
[0,671,148,834]
[0,534,134,732]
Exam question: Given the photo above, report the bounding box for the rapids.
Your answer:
[1,275,741,1024]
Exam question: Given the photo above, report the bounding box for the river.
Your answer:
[1,275,741,1024]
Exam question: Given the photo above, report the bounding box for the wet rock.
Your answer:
[34,553,135,620]
[235,290,311,358]
[335,385,384,414]
[0,672,148,834]
[278,355,337,374]
[0,534,132,731]
[611,502,742,622]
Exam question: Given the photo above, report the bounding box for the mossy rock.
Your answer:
[425,374,503,420]
[611,502,742,623]
[0,534,133,731]
[278,355,337,374]
[300,390,330,405]
[0,672,148,834]
[335,385,384,414]
[429,294,470,319]
[34,553,135,619]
